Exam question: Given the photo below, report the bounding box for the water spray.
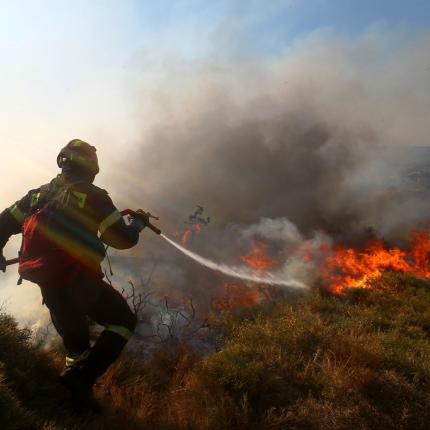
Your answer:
[124,209,305,288]
[161,234,305,289]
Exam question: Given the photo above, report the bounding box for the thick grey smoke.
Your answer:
[115,28,430,300]
[7,27,430,329]
[128,30,429,234]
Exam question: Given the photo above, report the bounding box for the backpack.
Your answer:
[18,178,106,285]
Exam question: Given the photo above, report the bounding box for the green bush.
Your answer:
[176,274,430,429]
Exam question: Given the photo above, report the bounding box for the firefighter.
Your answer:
[0,139,147,412]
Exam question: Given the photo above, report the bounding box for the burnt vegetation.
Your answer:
[1,274,430,429]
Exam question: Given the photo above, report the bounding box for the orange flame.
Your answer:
[322,231,430,295]
[240,240,275,271]
[181,224,202,247]
[302,244,314,263]
[213,241,275,311]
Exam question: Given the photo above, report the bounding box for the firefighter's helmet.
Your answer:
[57,139,99,175]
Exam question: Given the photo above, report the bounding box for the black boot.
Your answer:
[59,365,101,414]
[60,330,129,413]
[78,329,129,381]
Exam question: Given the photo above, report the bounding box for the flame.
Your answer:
[213,239,275,310]
[240,240,275,271]
[213,282,269,310]
[302,244,314,263]
[322,231,430,295]
[181,224,201,247]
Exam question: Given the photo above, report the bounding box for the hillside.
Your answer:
[1,273,430,429]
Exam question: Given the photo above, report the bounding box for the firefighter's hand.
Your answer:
[130,210,149,233]
[0,255,6,273]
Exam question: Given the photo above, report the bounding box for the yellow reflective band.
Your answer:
[8,204,25,224]
[99,210,122,236]
[71,140,84,147]
[105,324,133,340]
[30,192,41,207]
[72,191,87,209]
[65,356,76,367]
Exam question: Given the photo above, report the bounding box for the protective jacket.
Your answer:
[0,142,143,410]
[0,174,139,283]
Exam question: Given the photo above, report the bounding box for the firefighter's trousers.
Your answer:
[39,270,137,384]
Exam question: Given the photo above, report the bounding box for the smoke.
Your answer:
[239,218,331,286]
[119,27,430,300]
[0,270,51,331]
[241,218,302,243]
[2,20,430,327]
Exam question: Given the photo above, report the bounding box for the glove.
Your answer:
[130,210,149,233]
[0,254,6,273]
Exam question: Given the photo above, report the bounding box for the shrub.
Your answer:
[2,273,430,429]
[172,274,430,429]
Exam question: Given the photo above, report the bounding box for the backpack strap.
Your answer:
[26,176,70,217]
[28,184,51,212]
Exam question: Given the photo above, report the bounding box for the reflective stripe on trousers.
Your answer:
[65,355,76,367]
[105,324,133,340]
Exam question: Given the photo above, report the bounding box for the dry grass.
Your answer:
[1,273,430,429]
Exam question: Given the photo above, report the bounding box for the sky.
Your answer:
[0,0,426,200]
[0,0,427,188]
[0,0,429,325]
